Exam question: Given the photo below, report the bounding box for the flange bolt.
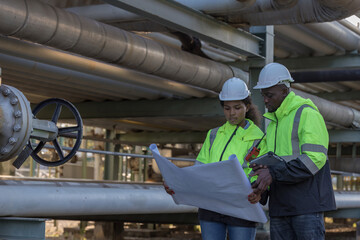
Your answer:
[13,124,21,132]
[2,88,10,96]
[10,97,18,105]
[14,111,22,118]
[9,137,17,145]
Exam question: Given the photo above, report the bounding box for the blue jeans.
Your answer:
[270,212,325,240]
[200,220,256,240]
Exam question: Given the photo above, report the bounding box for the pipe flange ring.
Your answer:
[0,85,32,162]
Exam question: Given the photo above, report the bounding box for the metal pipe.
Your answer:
[141,32,246,63]
[0,179,357,218]
[304,21,360,51]
[0,36,215,99]
[293,89,360,128]
[0,52,173,101]
[227,0,360,25]
[0,0,242,92]
[0,180,197,217]
[69,0,360,26]
[68,1,357,58]
[291,69,360,83]
[334,191,360,209]
[45,144,196,162]
[339,19,360,36]
[275,25,342,55]
[67,0,256,21]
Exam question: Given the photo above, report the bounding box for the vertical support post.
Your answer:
[248,26,274,131]
[144,150,149,182]
[119,149,124,181]
[30,159,34,176]
[336,143,343,190]
[82,139,88,179]
[135,146,143,182]
[104,129,115,180]
[250,26,274,65]
[352,144,358,191]
[113,134,121,180]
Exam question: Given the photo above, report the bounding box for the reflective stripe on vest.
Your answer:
[279,104,325,175]
[209,127,220,153]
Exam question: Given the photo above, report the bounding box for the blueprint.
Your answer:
[149,144,268,223]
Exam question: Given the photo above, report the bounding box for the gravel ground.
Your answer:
[45,219,358,240]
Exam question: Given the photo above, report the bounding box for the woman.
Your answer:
[165,77,266,240]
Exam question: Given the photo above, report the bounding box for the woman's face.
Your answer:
[223,100,248,126]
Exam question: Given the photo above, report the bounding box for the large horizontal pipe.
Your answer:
[69,1,360,26]
[291,69,360,83]
[0,0,243,92]
[0,180,196,217]
[0,52,173,101]
[67,0,256,22]
[293,89,360,128]
[0,36,215,99]
[0,179,357,218]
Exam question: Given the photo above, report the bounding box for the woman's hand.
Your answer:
[163,182,175,195]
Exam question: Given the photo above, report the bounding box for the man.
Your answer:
[249,63,336,240]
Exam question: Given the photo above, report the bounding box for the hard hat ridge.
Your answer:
[219,77,250,101]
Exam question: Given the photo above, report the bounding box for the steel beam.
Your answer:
[314,90,360,101]
[329,129,360,143]
[103,0,262,57]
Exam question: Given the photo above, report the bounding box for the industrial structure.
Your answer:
[0,0,360,239]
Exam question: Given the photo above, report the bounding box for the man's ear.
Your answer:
[281,86,289,97]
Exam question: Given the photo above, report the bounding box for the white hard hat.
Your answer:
[219,77,250,101]
[253,63,294,89]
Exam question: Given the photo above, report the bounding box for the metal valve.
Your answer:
[0,84,83,168]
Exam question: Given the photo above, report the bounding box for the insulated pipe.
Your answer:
[141,32,246,63]
[0,0,241,92]
[69,0,358,25]
[227,0,360,25]
[293,89,360,128]
[4,73,99,102]
[0,179,357,218]
[0,53,174,101]
[275,25,342,56]
[0,180,197,217]
[274,34,313,57]
[231,0,298,14]
[291,69,360,83]
[67,0,256,21]
[0,36,216,99]
[339,19,360,36]
[304,22,360,51]
[334,191,360,209]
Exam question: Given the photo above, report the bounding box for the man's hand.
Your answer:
[163,182,175,195]
[250,164,272,194]
[248,191,261,204]
[249,163,267,171]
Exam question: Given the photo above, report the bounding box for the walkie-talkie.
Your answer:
[245,133,266,162]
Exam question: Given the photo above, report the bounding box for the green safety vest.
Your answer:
[264,91,328,173]
[197,119,266,181]
[264,91,336,217]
